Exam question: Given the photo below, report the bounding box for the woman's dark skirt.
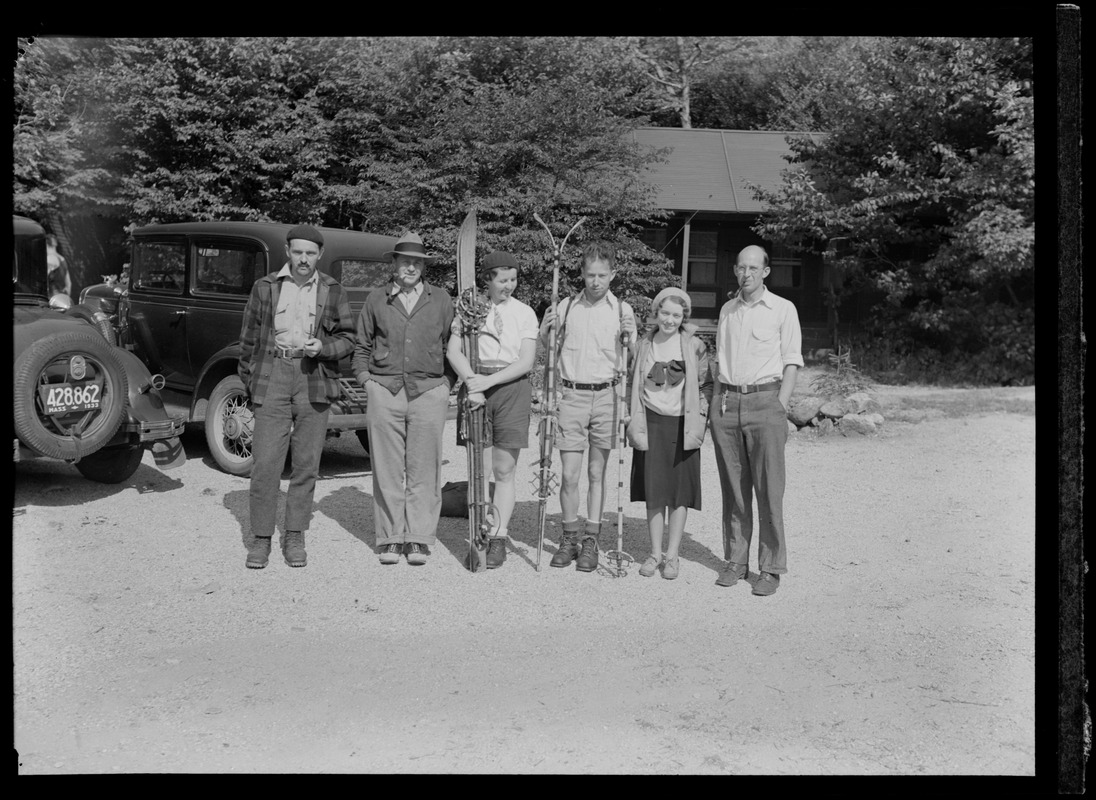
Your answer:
[629,407,701,510]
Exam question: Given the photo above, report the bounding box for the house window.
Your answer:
[687,230,718,285]
[768,243,802,288]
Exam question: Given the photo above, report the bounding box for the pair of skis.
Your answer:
[455,208,632,575]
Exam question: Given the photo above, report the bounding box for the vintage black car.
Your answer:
[79,221,399,475]
[13,215,186,482]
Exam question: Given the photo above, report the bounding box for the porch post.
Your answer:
[680,219,692,290]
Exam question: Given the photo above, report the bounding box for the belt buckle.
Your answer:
[738,383,750,394]
[277,346,296,359]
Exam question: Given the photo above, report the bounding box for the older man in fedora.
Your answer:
[240,224,357,570]
[353,232,456,566]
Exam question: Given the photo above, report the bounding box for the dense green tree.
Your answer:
[753,37,1034,383]
[13,37,83,216]
[12,36,675,308]
[312,36,675,309]
[687,37,809,131]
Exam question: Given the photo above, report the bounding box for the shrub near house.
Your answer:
[79,221,399,476]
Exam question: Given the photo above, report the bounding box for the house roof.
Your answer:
[630,127,824,214]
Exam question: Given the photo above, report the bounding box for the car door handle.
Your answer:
[172,309,187,317]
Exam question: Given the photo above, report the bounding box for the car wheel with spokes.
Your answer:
[205,375,254,476]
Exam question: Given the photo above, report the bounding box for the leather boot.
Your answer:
[281,530,307,567]
[550,532,580,568]
[246,535,272,569]
[486,537,507,569]
[576,535,600,573]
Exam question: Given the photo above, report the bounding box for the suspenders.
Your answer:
[554,291,626,369]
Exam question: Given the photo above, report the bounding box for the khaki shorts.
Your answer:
[555,384,624,451]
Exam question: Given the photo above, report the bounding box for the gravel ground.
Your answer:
[13,379,1036,775]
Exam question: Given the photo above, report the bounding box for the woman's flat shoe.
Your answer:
[639,555,661,578]
[661,556,680,580]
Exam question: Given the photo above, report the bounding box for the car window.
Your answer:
[330,259,390,289]
[132,241,186,293]
[193,241,266,296]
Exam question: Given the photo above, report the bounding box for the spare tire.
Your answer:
[13,330,129,460]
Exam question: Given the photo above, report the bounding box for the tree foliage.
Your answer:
[13,35,675,310]
[13,35,1036,383]
[751,37,1034,383]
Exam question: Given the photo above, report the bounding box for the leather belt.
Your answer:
[722,381,781,395]
[479,365,508,374]
[562,377,619,391]
[272,346,307,359]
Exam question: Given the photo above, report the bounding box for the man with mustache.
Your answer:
[240,224,357,570]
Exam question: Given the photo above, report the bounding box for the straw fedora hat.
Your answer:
[383,232,436,261]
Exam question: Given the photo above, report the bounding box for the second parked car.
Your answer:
[79,221,399,475]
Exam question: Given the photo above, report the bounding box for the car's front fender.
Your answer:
[193,344,245,407]
[78,283,124,316]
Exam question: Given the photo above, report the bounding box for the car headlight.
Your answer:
[48,293,73,310]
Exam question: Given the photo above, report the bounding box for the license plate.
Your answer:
[38,381,102,415]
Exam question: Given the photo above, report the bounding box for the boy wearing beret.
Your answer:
[446,251,540,568]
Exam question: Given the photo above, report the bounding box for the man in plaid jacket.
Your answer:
[239,224,357,570]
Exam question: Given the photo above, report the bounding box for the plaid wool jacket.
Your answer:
[237,270,356,406]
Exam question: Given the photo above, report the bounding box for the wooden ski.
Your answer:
[531,213,585,571]
[455,209,495,572]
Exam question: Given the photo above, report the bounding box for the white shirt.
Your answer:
[274,265,318,349]
[716,287,804,386]
[452,296,539,369]
[556,291,635,384]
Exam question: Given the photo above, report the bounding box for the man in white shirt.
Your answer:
[709,245,803,595]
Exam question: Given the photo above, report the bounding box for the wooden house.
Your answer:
[631,126,866,350]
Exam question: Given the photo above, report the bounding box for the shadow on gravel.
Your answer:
[13,460,184,509]
[433,498,561,570]
[677,528,728,576]
[429,498,729,578]
[222,488,255,549]
[316,484,375,547]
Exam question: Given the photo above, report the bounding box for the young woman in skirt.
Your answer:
[627,287,713,580]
